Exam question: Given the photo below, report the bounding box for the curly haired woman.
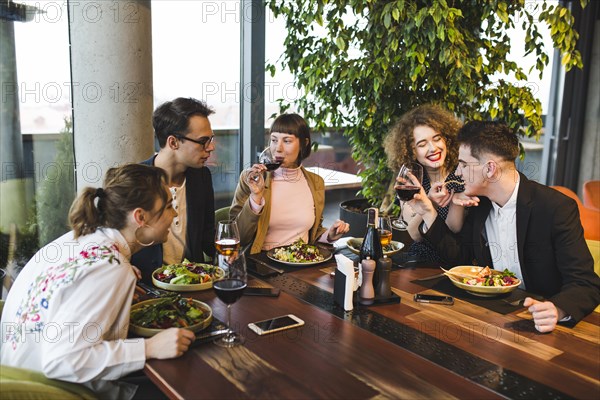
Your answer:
[382,104,465,261]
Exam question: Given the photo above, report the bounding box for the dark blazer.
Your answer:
[131,155,216,283]
[424,173,600,324]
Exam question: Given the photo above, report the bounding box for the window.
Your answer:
[152,0,242,208]
[1,0,74,295]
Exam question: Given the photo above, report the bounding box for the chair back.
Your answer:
[0,365,97,400]
[214,206,231,228]
[551,186,600,241]
[583,180,600,211]
[587,240,600,277]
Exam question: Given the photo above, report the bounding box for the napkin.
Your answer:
[334,254,356,311]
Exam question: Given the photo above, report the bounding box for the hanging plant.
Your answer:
[266,0,587,205]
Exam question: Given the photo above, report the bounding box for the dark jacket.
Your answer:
[424,173,600,324]
[131,155,215,282]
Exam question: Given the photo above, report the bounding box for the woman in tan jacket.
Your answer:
[230,114,349,254]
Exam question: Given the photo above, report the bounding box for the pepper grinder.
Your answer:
[359,257,376,305]
[375,255,392,298]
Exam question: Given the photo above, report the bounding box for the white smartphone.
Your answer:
[247,314,305,335]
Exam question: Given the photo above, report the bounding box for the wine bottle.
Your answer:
[359,208,384,289]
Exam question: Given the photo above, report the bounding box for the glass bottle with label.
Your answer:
[359,208,383,289]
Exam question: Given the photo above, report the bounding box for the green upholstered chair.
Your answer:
[0,366,97,399]
[214,206,231,228]
[587,239,600,278]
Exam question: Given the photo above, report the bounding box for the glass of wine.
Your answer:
[258,147,283,171]
[248,148,284,183]
[392,162,423,230]
[213,252,247,347]
[378,216,393,248]
[215,220,240,256]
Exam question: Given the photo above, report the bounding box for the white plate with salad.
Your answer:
[130,297,212,337]
[446,266,521,297]
[152,259,225,292]
[266,239,332,266]
[346,237,404,256]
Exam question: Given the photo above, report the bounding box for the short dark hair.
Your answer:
[153,98,214,148]
[458,121,519,161]
[270,113,312,164]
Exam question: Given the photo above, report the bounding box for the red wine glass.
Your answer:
[392,162,423,230]
[258,147,283,171]
[213,251,247,348]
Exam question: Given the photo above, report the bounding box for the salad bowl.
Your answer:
[446,266,521,297]
[152,260,225,292]
[129,297,213,337]
[267,239,332,266]
[346,238,404,257]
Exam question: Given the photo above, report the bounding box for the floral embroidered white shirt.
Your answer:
[0,228,146,383]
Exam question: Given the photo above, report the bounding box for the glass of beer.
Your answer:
[378,216,393,247]
[215,220,241,256]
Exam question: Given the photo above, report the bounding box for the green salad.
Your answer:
[130,297,206,329]
[271,238,325,263]
[154,259,224,285]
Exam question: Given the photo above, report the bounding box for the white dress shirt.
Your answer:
[484,178,525,288]
[163,181,187,264]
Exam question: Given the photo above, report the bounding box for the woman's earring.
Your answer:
[135,225,155,247]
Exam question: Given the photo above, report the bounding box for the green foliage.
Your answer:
[266,0,586,205]
[35,118,75,246]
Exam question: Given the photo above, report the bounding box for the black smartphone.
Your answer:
[243,287,281,297]
[246,259,281,277]
[414,293,454,305]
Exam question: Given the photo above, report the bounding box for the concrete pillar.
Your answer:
[69,0,153,190]
[0,18,28,231]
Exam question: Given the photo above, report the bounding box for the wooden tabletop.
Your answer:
[144,254,600,399]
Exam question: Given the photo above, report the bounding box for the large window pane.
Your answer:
[152,0,241,208]
[1,0,74,296]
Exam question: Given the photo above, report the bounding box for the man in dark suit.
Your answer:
[131,98,216,282]
[410,121,600,332]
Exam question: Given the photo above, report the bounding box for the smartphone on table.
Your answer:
[243,287,281,297]
[247,314,304,335]
[246,258,281,277]
[413,293,454,305]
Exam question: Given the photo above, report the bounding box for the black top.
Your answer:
[408,169,464,262]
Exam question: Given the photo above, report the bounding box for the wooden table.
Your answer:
[144,254,600,399]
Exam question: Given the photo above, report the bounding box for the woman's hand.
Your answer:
[410,185,435,215]
[131,265,142,280]
[326,219,350,242]
[429,182,453,208]
[246,164,267,203]
[145,328,195,359]
[452,192,480,207]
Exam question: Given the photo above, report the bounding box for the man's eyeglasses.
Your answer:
[175,134,215,147]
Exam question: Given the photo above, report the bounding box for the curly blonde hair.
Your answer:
[383,104,462,173]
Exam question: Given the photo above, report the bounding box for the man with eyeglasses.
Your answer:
[132,97,217,282]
